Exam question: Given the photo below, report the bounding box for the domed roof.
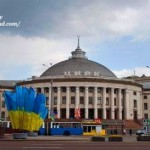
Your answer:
[40,38,117,78]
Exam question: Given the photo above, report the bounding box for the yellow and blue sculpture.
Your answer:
[4,86,48,132]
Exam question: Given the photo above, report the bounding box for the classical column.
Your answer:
[137,91,142,119]
[48,87,52,118]
[85,87,89,119]
[118,89,122,120]
[102,88,106,119]
[75,87,79,109]
[57,87,61,118]
[66,87,70,119]
[111,88,114,119]
[124,89,129,119]
[94,87,98,119]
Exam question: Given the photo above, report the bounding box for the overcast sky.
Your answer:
[0,0,150,80]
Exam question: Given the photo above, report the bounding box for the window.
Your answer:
[71,96,75,104]
[1,111,5,119]
[114,98,117,106]
[134,100,137,108]
[62,96,66,104]
[144,103,148,110]
[37,88,41,93]
[89,87,93,93]
[88,97,93,104]
[133,91,137,95]
[144,95,148,99]
[114,89,117,94]
[45,88,49,93]
[46,99,49,105]
[106,97,109,105]
[97,97,102,105]
[144,113,148,119]
[61,87,66,93]
[53,87,57,93]
[54,97,57,105]
[80,96,84,104]
[71,87,75,92]
[97,88,101,93]
[80,87,84,93]
[106,88,110,93]
[2,101,5,107]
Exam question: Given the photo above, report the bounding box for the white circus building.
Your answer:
[16,39,143,121]
[0,39,143,122]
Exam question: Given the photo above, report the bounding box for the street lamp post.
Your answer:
[49,80,53,119]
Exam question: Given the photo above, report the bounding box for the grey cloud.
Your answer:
[0,0,149,39]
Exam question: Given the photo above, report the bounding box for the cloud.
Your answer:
[0,34,77,79]
[113,67,150,78]
[0,0,150,41]
[0,0,150,80]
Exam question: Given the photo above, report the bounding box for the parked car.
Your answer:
[136,128,147,135]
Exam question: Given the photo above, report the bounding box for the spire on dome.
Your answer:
[77,35,80,49]
[70,36,88,59]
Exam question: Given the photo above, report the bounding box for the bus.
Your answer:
[38,122,46,135]
[2,119,106,136]
[50,122,83,135]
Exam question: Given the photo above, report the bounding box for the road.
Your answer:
[0,140,150,150]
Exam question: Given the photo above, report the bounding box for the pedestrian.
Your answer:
[129,129,132,135]
[123,128,126,135]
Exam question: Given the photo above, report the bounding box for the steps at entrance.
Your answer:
[102,119,142,129]
[124,120,142,129]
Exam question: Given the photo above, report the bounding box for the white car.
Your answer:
[136,129,147,135]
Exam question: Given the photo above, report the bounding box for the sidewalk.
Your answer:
[1,134,137,142]
[1,134,91,141]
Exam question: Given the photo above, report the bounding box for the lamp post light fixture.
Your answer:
[43,63,53,68]
[42,64,49,68]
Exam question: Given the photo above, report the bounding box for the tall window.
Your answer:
[88,97,93,104]
[114,89,117,94]
[134,100,137,108]
[71,96,75,104]
[144,95,148,99]
[2,101,5,107]
[80,96,84,104]
[46,97,49,105]
[70,87,75,92]
[106,88,110,93]
[89,87,93,93]
[45,88,49,93]
[144,103,148,110]
[62,96,66,104]
[80,87,84,93]
[133,91,137,95]
[144,113,148,119]
[97,88,101,93]
[54,97,57,105]
[97,97,102,105]
[1,111,5,119]
[114,98,117,106]
[53,87,57,93]
[106,97,109,105]
[61,87,66,93]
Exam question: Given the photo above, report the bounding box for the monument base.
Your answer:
[13,133,28,139]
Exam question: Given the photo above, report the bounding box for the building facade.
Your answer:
[17,41,142,121]
[135,77,150,119]
[0,41,143,121]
